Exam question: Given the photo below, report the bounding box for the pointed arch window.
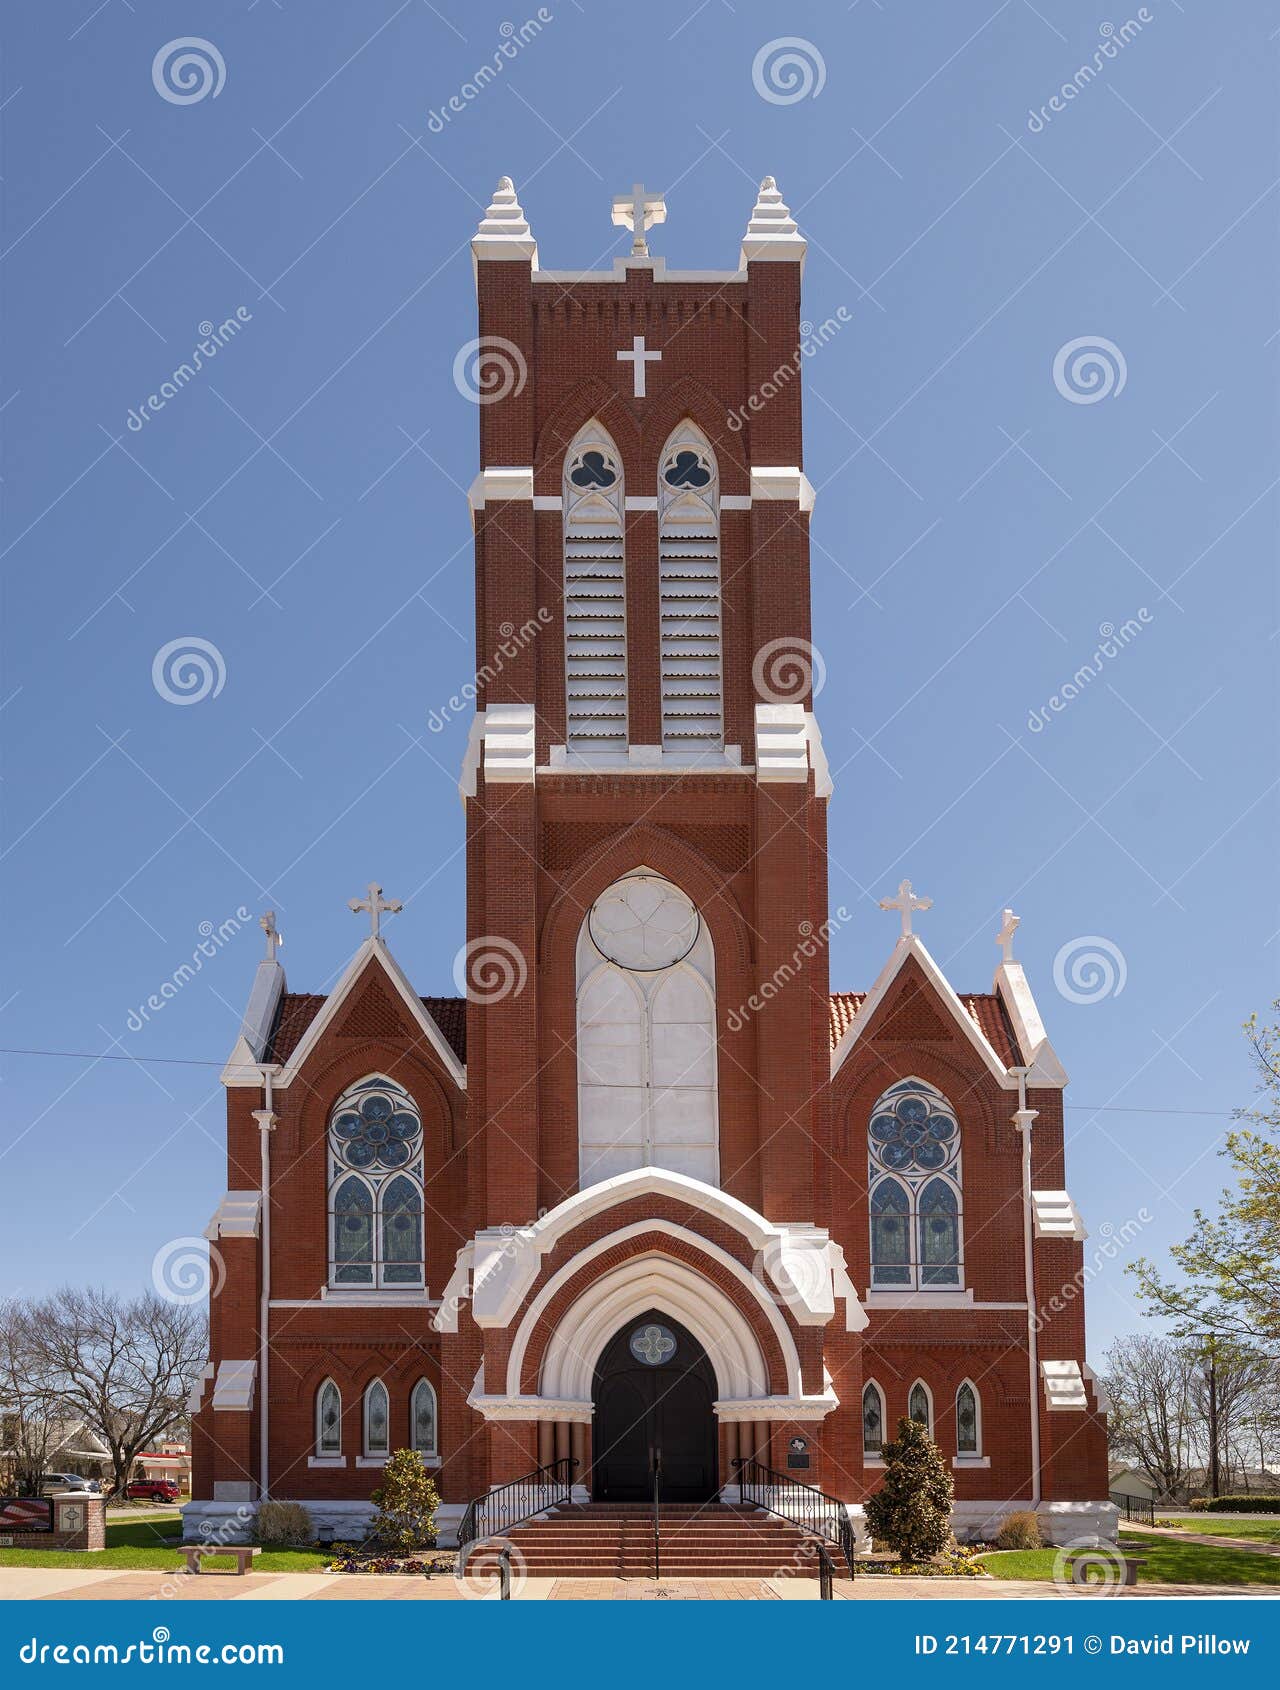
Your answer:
[363,1380,390,1459]
[410,1380,438,1458]
[576,867,718,1188]
[328,1075,424,1288]
[658,425,722,751]
[868,1078,963,1290]
[563,423,627,750]
[315,1380,342,1457]
[862,1381,886,1458]
[956,1380,981,1456]
[908,1380,933,1434]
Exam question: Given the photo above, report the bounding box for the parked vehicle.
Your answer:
[125,1478,180,1503]
[38,1473,98,1497]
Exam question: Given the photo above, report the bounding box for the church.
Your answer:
[185,176,1113,1562]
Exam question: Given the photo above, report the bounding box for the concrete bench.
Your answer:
[1065,1553,1146,1587]
[181,1545,262,1576]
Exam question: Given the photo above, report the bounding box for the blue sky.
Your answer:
[1,0,1274,1362]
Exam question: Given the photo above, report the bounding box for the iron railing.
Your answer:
[1110,1490,1156,1526]
[652,1454,661,1581]
[455,1456,577,1563]
[734,1456,857,1576]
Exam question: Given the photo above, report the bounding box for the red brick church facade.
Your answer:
[187,177,1112,1550]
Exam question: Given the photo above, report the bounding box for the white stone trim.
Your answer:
[749,467,815,511]
[545,744,747,775]
[952,1455,991,1469]
[306,1455,346,1469]
[210,1359,257,1413]
[1031,1189,1087,1241]
[483,702,536,783]
[533,258,746,285]
[272,936,466,1092]
[863,1289,978,1309]
[1083,1362,1111,1414]
[993,960,1067,1087]
[467,1392,593,1424]
[204,1191,261,1241]
[503,1220,807,1399]
[467,465,534,516]
[458,712,485,804]
[831,934,1016,1087]
[316,1288,437,1307]
[1041,1358,1089,1410]
[355,1457,387,1469]
[714,1393,837,1423]
[221,959,287,1085]
[948,1499,1117,1546]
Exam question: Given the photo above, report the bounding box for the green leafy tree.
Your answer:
[864,1414,954,1563]
[370,1449,440,1553]
[1130,1007,1280,1346]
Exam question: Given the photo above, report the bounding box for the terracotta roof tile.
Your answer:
[264,993,467,1066]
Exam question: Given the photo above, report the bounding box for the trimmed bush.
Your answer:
[995,1510,1042,1550]
[370,1448,440,1553]
[864,1415,954,1564]
[1193,1495,1280,1514]
[255,1501,314,1545]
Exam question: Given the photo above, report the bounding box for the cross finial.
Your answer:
[879,878,932,939]
[611,182,666,256]
[996,907,1020,964]
[259,910,282,963]
[348,881,402,940]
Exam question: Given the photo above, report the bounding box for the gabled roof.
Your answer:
[829,936,1023,1087]
[265,991,466,1065]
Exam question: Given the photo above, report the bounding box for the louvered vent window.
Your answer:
[563,429,627,750]
[658,429,722,751]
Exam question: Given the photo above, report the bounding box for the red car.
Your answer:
[126,1479,179,1503]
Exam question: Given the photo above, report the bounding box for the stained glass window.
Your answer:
[909,1381,931,1432]
[867,1078,963,1290]
[956,1382,979,1455]
[862,1382,884,1456]
[411,1380,437,1456]
[363,1380,389,1458]
[316,1381,341,1456]
[328,1076,424,1288]
[870,1177,911,1286]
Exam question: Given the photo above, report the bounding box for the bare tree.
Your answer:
[1104,1333,1196,1500]
[26,1288,205,1499]
[0,1300,61,1495]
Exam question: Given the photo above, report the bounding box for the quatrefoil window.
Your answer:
[629,1322,677,1366]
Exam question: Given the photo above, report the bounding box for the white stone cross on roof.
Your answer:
[611,182,666,256]
[348,881,402,939]
[879,878,932,939]
[259,909,282,962]
[996,907,1020,963]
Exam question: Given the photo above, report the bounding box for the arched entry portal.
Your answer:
[592,1310,717,1502]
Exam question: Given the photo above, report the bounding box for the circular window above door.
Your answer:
[588,875,700,972]
[628,1322,678,1367]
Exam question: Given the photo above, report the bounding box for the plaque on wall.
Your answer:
[787,1434,810,1471]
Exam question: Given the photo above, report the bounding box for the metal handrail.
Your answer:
[455,1456,577,1564]
[733,1456,857,1576]
[652,1453,661,1581]
[1110,1490,1156,1527]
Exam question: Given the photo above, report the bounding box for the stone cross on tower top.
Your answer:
[996,907,1020,964]
[879,878,933,939]
[611,183,666,256]
[348,881,402,940]
[259,910,282,963]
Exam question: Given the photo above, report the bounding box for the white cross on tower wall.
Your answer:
[348,881,402,939]
[879,878,933,939]
[611,181,666,256]
[617,334,662,398]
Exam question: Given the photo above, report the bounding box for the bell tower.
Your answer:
[459,175,833,1239]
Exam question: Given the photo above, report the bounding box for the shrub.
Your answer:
[1188,1497,1210,1512]
[1198,1495,1280,1514]
[864,1415,954,1564]
[995,1511,1042,1550]
[370,1449,440,1553]
[255,1501,313,1545]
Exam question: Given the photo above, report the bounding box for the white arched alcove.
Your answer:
[536,1252,772,1403]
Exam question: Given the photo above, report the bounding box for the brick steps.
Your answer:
[484,1501,823,1579]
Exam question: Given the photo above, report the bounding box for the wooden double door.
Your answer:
[591,1311,718,1503]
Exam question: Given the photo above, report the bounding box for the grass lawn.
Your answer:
[979,1532,1280,1587]
[1161,1517,1280,1543]
[0,1514,330,1574]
